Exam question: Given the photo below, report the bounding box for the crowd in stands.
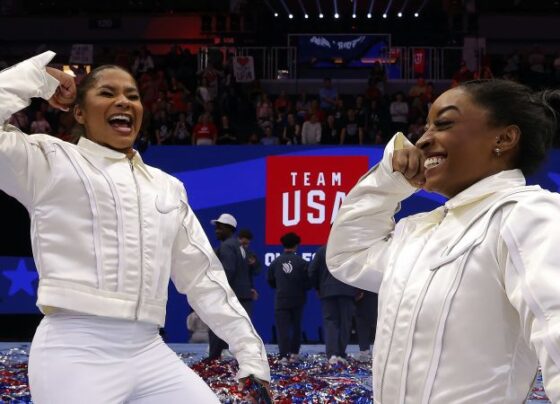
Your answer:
[5,45,560,148]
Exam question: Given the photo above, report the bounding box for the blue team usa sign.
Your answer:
[2,145,560,343]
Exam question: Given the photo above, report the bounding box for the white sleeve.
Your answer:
[170,187,270,382]
[0,51,60,207]
[326,133,417,292]
[0,51,59,123]
[501,193,560,402]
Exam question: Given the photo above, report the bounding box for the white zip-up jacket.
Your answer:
[0,52,270,382]
[327,134,560,403]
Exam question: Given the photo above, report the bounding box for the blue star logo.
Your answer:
[2,259,38,296]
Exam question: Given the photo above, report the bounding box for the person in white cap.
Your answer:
[0,52,270,403]
[208,213,258,360]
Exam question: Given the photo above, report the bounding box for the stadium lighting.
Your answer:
[397,12,402,17]
[382,13,387,18]
[319,12,324,18]
[367,13,372,18]
[334,13,339,18]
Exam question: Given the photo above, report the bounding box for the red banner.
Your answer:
[265,156,368,245]
[413,48,426,76]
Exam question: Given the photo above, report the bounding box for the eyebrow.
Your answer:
[97,84,139,92]
[425,105,461,126]
[436,105,460,117]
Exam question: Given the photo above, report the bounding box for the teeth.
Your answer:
[109,115,132,124]
[424,156,446,169]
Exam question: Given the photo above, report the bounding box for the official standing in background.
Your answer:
[354,290,378,362]
[208,213,256,359]
[267,232,310,364]
[309,245,356,365]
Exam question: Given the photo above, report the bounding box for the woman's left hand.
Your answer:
[238,375,273,403]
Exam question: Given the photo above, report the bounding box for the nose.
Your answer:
[115,94,130,108]
[415,129,433,150]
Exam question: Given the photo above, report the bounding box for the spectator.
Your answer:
[295,92,311,123]
[408,77,428,99]
[319,77,338,112]
[282,113,301,145]
[30,111,51,134]
[340,108,364,145]
[452,60,474,84]
[256,93,273,129]
[192,114,217,145]
[217,114,238,145]
[274,90,291,115]
[154,110,173,145]
[322,114,340,145]
[260,125,279,145]
[389,92,409,135]
[131,46,155,76]
[173,112,191,145]
[365,100,382,144]
[167,76,190,114]
[301,113,322,144]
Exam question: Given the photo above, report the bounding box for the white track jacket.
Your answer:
[327,134,560,403]
[0,52,270,382]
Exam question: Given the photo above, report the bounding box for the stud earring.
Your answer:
[494,147,502,157]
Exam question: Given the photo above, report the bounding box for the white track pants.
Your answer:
[28,312,219,404]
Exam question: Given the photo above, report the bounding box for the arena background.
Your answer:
[2,145,560,343]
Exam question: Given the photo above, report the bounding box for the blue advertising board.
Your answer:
[1,145,560,343]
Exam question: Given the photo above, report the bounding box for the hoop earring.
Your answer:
[494,147,502,157]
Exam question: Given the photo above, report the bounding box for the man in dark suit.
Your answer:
[309,245,356,365]
[208,213,255,359]
[267,232,310,364]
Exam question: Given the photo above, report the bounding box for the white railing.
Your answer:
[198,46,479,81]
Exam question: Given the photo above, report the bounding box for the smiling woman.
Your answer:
[72,65,143,157]
[0,52,271,403]
[326,79,560,403]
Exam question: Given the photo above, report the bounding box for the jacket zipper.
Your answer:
[380,206,448,404]
[130,158,144,320]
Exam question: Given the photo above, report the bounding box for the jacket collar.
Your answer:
[77,137,153,180]
[444,169,526,210]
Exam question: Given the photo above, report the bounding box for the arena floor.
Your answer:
[0,343,550,403]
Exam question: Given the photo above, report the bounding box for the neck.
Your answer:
[284,248,297,253]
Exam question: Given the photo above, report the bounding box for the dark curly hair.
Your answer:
[459,79,559,175]
[280,232,301,249]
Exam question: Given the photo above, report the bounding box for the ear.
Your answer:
[495,125,521,153]
[73,104,85,125]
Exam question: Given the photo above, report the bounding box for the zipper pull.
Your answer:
[129,158,134,171]
[438,207,448,225]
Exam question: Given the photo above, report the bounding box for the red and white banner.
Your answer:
[265,156,369,245]
[413,48,426,76]
[233,56,255,82]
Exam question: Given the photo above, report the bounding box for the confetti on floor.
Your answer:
[0,344,551,403]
